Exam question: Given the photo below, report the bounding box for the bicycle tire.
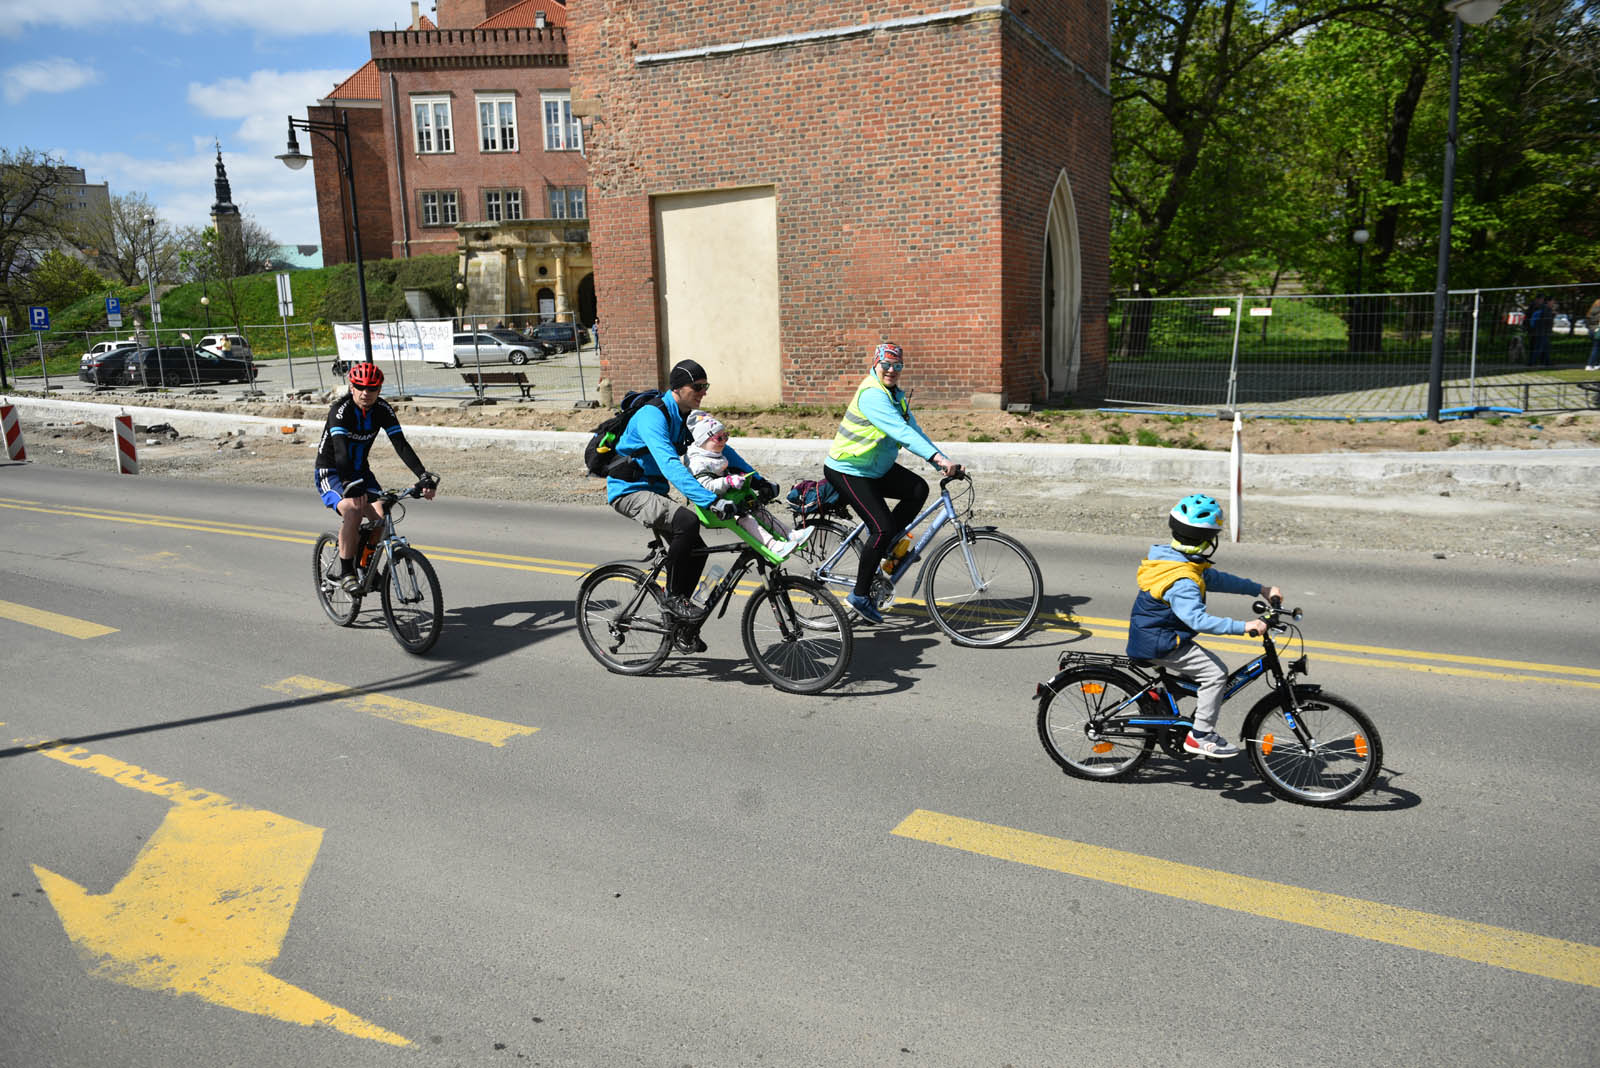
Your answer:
[793,518,860,580]
[741,576,853,694]
[380,548,443,654]
[576,564,673,676]
[1242,687,1383,807]
[312,532,360,626]
[1037,668,1156,781]
[923,529,1043,647]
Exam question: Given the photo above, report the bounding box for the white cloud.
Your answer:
[0,0,409,37]
[3,56,100,104]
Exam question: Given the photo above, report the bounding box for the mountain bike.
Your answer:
[575,497,853,694]
[312,477,443,654]
[1035,601,1382,807]
[792,473,1042,647]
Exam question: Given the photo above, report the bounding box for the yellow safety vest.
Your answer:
[828,374,909,463]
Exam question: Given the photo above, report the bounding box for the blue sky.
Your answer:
[1,0,418,246]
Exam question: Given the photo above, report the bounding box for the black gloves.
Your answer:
[752,476,779,502]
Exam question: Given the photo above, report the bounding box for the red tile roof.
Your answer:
[326,59,380,102]
[477,0,566,30]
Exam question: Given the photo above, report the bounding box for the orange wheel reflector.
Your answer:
[1079,683,1105,695]
[1260,733,1275,756]
[1092,742,1114,754]
[1354,734,1369,758]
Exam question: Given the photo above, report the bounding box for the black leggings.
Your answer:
[664,505,707,597]
[825,463,928,597]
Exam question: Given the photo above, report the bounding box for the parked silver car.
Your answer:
[451,331,548,366]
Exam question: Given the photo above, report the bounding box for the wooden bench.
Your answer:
[461,371,532,399]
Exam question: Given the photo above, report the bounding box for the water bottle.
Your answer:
[882,536,912,575]
[694,563,726,604]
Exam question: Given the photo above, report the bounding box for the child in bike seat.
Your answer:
[1126,493,1281,759]
[684,410,813,560]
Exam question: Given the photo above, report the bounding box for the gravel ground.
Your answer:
[17,408,1599,569]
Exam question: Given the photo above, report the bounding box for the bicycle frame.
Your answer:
[350,491,417,597]
[613,537,791,635]
[810,480,968,598]
[1044,630,1317,748]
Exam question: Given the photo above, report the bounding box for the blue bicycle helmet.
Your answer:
[1169,493,1223,556]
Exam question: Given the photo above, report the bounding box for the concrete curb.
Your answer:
[6,394,1597,490]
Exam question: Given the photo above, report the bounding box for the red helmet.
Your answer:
[348,362,384,389]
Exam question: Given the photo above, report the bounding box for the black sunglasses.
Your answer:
[691,380,710,391]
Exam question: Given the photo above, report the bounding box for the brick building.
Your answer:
[305,0,594,325]
[568,1,1110,407]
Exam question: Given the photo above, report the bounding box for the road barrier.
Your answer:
[2,402,25,461]
[113,413,138,475]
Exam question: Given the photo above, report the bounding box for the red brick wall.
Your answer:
[307,103,393,268]
[570,2,1110,406]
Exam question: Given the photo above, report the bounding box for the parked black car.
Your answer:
[121,345,260,386]
[524,322,589,352]
[79,343,139,384]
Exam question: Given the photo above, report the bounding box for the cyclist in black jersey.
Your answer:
[313,362,437,590]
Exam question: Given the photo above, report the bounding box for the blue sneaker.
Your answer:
[1183,730,1240,759]
[845,593,884,625]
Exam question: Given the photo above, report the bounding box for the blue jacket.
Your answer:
[823,370,942,479]
[1126,544,1259,659]
[605,391,759,506]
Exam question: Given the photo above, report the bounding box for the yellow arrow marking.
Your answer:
[266,675,538,747]
[893,809,1600,988]
[27,743,409,1046]
[0,599,117,639]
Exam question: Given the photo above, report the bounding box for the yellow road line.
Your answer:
[893,809,1600,989]
[0,599,117,639]
[265,675,537,747]
[8,498,1591,687]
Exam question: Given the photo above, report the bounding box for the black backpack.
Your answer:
[583,389,674,478]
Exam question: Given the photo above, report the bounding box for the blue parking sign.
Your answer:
[106,296,121,316]
[28,306,49,330]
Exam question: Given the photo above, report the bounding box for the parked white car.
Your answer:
[197,333,253,362]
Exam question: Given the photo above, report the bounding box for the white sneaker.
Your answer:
[1184,730,1240,759]
[787,526,814,548]
[768,537,798,560]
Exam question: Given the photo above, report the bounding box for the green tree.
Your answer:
[23,249,106,311]
[1,147,70,326]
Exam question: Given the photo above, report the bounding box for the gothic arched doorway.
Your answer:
[1043,171,1083,398]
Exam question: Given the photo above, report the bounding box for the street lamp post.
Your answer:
[1352,224,1371,355]
[277,111,374,367]
[1427,0,1505,422]
[142,214,158,388]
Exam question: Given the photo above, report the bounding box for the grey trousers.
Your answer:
[1153,640,1229,734]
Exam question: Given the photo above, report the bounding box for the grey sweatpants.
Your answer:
[1153,640,1229,734]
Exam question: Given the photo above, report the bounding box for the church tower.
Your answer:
[210,144,245,276]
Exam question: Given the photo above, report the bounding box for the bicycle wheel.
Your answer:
[380,548,443,654]
[923,530,1043,647]
[312,532,360,626]
[1036,668,1156,781]
[792,518,860,581]
[576,564,673,676]
[741,576,853,694]
[1242,687,1383,807]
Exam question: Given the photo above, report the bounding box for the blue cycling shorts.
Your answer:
[314,467,381,510]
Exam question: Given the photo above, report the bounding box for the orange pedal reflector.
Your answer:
[1092,742,1114,754]
[1354,734,1369,758]
[1079,683,1105,695]
[1260,733,1275,756]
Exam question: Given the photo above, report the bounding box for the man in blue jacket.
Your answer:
[607,358,778,626]
[1126,494,1280,759]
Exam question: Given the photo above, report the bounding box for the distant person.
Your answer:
[1528,295,1554,367]
[1585,296,1600,371]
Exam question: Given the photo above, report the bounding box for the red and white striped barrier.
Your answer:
[1,403,25,461]
[114,413,138,475]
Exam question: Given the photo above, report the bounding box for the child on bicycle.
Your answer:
[684,410,812,559]
[1126,494,1281,759]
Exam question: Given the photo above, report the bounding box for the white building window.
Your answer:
[483,188,523,222]
[420,190,458,227]
[540,91,582,152]
[412,96,454,154]
[549,186,586,219]
[477,94,517,152]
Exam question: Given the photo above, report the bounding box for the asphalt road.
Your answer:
[2,465,1596,1067]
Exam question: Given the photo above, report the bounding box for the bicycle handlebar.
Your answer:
[1251,598,1302,633]
[344,476,440,504]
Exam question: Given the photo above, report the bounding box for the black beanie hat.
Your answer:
[668,359,708,389]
